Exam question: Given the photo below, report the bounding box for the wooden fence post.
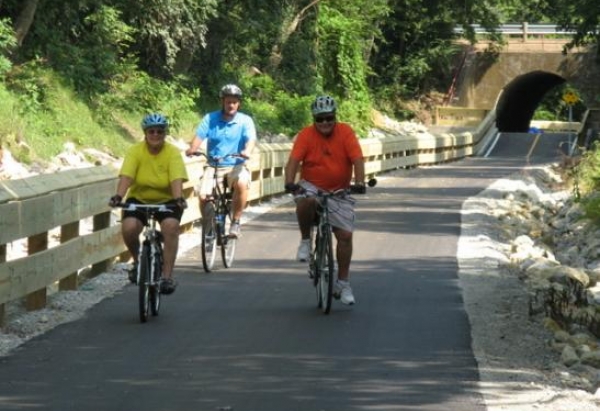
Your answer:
[25,233,48,311]
[59,222,80,291]
[90,212,111,276]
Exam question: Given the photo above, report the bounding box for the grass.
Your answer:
[0,69,200,166]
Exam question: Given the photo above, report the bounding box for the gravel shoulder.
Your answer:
[459,166,600,410]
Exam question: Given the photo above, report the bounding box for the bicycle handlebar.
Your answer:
[113,203,174,213]
[285,178,377,195]
[188,151,248,163]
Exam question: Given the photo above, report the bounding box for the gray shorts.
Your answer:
[294,180,356,232]
[195,164,251,199]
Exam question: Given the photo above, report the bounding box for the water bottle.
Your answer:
[216,214,226,235]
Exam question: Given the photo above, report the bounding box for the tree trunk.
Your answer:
[269,0,321,70]
[14,0,39,47]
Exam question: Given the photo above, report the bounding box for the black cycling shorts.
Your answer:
[122,198,183,225]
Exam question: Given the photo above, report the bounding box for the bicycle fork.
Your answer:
[151,240,163,285]
[142,237,162,286]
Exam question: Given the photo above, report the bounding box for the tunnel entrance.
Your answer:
[495,71,565,132]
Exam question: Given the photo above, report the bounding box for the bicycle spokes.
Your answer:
[201,219,218,272]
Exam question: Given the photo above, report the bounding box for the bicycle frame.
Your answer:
[310,190,342,314]
[119,203,169,322]
[299,179,375,313]
[193,152,243,272]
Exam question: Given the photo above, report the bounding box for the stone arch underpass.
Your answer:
[454,44,600,132]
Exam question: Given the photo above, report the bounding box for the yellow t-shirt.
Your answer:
[120,142,188,203]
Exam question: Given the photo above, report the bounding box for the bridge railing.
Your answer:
[454,22,579,52]
[454,22,577,40]
[0,123,494,324]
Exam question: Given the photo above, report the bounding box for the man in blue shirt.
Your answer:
[186,84,257,238]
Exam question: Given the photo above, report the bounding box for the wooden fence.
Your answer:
[0,124,490,324]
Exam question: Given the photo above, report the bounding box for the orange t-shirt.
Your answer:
[290,122,363,191]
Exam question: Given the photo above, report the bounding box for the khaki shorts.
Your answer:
[294,180,356,232]
[195,164,251,199]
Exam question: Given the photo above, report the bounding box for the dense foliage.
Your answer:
[0,0,598,163]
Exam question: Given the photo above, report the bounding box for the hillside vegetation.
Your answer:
[0,1,598,166]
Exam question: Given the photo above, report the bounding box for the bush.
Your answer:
[0,18,16,79]
[97,72,198,133]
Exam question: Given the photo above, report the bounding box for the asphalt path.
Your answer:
[0,133,565,411]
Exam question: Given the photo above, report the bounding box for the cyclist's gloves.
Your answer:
[175,197,188,210]
[350,184,366,194]
[108,194,122,207]
[285,182,300,193]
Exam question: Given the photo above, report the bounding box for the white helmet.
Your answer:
[219,84,243,98]
[311,95,337,115]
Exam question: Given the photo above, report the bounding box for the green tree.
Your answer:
[114,0,218,79]
[18,3,134,96]
[542,0,600,55]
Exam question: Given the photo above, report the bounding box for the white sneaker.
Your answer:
[296,239,311,262]
[334,280,355,305]
[229,222,241,238]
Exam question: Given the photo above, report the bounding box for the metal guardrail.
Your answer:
[453,23,577,36]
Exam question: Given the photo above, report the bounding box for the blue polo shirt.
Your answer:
[195,110,257,166]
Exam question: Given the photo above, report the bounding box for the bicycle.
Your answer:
[290,179,376,314]
[191,152,247,272]
[116,203,172,323]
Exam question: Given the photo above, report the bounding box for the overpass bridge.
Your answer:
[447,23,600,134]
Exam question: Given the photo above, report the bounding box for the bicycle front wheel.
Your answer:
[138,243,151,323]
[221,214,237,268]
[317,226,334,314]
[201,215,218,272]
[150,244,162,317]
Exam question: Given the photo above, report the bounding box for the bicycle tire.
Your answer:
[201,206,218,272]
[314,234,323,309]
[318,225,334,314]
[150,243,162,316]
[139,243,151,323]
[221,210,237,267]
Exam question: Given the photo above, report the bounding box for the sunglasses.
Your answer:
[146,128,166,135]
[314,115,336,124]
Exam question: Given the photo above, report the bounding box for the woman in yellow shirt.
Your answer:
[109,113,188,295]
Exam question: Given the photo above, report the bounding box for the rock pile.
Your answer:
[487,165,600,390]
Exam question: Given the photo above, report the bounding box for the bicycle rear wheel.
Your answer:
[138,243,151,323]
[201,211,218,272]
[316,226,334,314]
[150,243,162,316]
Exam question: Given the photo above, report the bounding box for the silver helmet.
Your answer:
[311,95,337,115]
[219,84,243,98]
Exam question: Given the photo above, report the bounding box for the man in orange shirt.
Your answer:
[284,95,366,305]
